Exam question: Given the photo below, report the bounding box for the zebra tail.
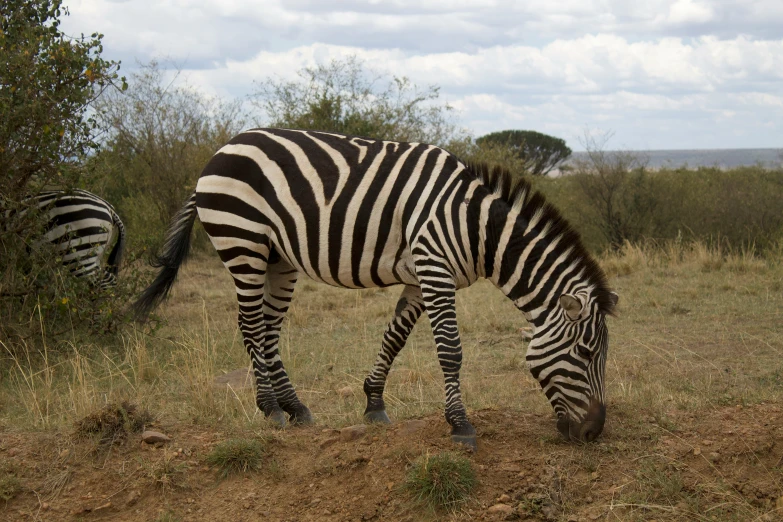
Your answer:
[132,192,198,319]
[106,210,126,277]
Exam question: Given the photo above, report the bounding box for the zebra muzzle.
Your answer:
[557,402,606,443]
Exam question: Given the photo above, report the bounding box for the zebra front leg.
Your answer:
[363,285,424,423]
[420,280,477,451]
[261,250,313,426]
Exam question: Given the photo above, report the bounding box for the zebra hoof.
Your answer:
[289,405,314,426]
[451,434,478,452]
[364,410,392,424]
[267,409,287,429]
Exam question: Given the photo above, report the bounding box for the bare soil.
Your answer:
[2,401,782,521]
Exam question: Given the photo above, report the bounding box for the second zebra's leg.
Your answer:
[363,285,424,423]
[261,248,313,425]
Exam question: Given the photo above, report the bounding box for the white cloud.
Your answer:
[59,0,783,149]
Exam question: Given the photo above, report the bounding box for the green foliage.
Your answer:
[0,1,132,344]
[205,438,268,478]
[447,135,532,176]
[571,145,656,250]
[0,0,124,198]
[252,55,462,146]
[0,473,22,502]
[89,61,245,252]
[405,451,476,511]
[535,159,783,255]
[476,129,572,176]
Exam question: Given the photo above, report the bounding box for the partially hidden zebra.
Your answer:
[10,189,126,289]
[133,128,618,449]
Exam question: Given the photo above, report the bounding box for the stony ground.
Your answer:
[2,400,782,521]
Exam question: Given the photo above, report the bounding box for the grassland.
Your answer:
[1,241,781,521]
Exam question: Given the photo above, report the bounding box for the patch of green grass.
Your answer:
[205,438,268,478]
[154,511,182,522]
[405,451,476,511]
[0,473,22,502]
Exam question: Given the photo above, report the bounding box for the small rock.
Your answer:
[387,482,394,491]
[497,494,511,503]
[487,503,513,515]
[311,498,322,505]
[125,490,141,507]
[708,452,720,462]
[591,471,599,480]
[93,502,111,512]
[59,449,70,459]
[337,386,353,398]
[675,501,689,512]
[320,437,340,449]
[141,431,171,444]
[340,425,367,442]
[692,447,701,456]
[41,503,50,511]
[243,502,250,509]
[398,420,427,436]
[213,368,254,390]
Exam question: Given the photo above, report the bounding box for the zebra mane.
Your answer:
[465,161,616,315]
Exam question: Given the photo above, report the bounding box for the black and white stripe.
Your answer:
[13,189,126,289]
[134,128,617,447]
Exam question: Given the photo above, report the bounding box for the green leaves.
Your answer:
[476,130,572,176]
[252,55,461,146]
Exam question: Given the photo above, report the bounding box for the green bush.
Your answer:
[533,162,783,256]
[0,0,136,345]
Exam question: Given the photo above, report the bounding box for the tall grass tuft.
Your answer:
[405,451,477,511]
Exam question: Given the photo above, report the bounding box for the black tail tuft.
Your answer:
[132,192,198,320]
[106,211,126,278]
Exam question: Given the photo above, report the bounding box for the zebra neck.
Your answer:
[484,203,586,324]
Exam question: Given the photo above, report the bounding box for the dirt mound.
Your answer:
[2,404,782,521]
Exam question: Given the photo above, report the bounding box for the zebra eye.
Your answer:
[576,344,592,359]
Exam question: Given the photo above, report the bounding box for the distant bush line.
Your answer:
[533,164,783,256]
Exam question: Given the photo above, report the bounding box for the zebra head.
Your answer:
[525,289,618,443]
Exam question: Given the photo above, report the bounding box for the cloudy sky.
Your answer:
[62,0,782,150]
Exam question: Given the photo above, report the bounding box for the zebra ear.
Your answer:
[609,291,619,309]
[559,294,583,321]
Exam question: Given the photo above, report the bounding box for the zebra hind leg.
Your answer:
[261,248,313,426]
[363,286,424,424]
[221,238,287,427]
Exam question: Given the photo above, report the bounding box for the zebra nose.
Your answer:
[579,402,606,442]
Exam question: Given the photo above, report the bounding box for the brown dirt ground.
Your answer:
[2,402,782,521]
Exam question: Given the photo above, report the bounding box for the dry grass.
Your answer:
[1,240,781,430]
[0,240,781,519]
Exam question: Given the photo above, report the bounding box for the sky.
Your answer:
[61,0,783,151]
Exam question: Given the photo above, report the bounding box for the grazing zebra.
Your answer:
[133,128,618,449]
[9,189,126,289]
